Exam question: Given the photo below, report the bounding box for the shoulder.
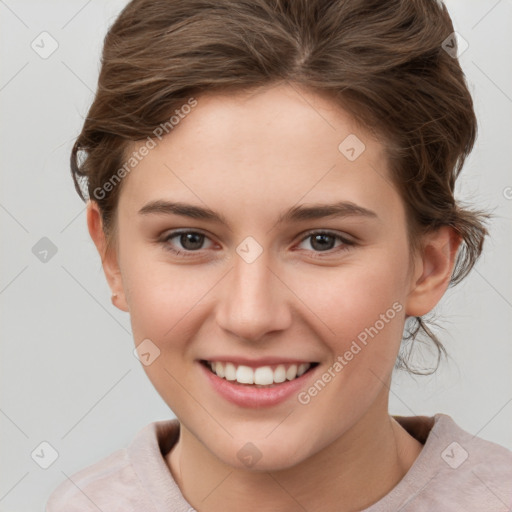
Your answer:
[432,413,512,474]
[406,413,512,511]
[45,420,180,512]
[45,447,145,512]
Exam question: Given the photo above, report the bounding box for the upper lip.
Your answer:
[199,357,318,368]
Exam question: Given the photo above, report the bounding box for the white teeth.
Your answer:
[208,361,313,385]
[274,365,286,383]
[224,362,236,381]
[254,366,274,385]
[286,364,298,381]
[297,363,309,377]
[215,362,225,378]
[236,365,254,384]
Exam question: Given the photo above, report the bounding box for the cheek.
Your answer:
[120,248,214,411]
[128,278,214,354]
[289,256,408,426]
[288,248,410,400]
[296,253,408,340]
[119,236,214,341]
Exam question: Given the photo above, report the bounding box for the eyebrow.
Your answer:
[138,200,378,225]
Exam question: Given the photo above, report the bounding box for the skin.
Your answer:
[88,83,460,512]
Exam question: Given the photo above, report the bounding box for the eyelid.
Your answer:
[160,229,353,244]
[160,229,216,256]
[293,229,355,257]
[161,227,212,240]
[297,228,355,245]
[160,228,355,259]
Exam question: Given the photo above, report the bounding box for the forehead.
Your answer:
[118,83,403,225]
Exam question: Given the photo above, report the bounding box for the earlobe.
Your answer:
[405,226,461,317]
[86,200,129,312]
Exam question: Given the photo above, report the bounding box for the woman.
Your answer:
[47,0,512,510]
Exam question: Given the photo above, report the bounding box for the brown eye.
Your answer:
[309,233,336,251]
[297,230,354,255]
[177,232,205,251]
[161,230,214,256]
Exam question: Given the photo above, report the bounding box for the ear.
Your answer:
[86,200,129,312]
[405,226,462,317]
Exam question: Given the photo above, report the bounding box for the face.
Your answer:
[101,83,423,470]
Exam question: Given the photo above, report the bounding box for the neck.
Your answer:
[166,397,423,512]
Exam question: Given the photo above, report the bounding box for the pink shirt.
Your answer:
[46,413,512,511]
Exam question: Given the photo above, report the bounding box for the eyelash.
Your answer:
[159,229,355,259]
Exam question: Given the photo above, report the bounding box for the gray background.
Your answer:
[1,0,511,510]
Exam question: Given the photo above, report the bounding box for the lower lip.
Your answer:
[198,361,319,408]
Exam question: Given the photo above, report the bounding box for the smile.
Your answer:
[201,360,319,387]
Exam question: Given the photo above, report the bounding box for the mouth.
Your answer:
[200,360,320,388]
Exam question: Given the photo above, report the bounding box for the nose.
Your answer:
[215,250,293,343]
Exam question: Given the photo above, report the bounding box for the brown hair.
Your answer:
[71,0,489,375]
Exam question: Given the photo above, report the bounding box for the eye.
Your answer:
[159,229,355,259]
[161,230,215,256]
[296,230,354,255]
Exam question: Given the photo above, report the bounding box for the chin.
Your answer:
[212,435,312,473]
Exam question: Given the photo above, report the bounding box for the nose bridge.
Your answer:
[216,247,291,341]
